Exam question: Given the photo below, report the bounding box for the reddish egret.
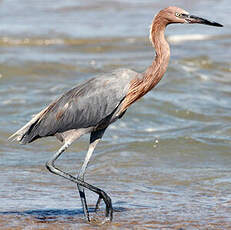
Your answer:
[9,6,222,223]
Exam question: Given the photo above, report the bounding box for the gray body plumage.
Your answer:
[8,6,223,223]
[10,68,139,144]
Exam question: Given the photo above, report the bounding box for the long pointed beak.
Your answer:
[186,15,223,27]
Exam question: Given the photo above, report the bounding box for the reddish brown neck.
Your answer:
[145,16,170,91]
[119,15,170,113]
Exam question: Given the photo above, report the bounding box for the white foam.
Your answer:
[199,74,209,81]
[168,34,212,44]
[0,37,64,46]
[145,128,156,132]
[2,99,26,105]
[181,65,198,73]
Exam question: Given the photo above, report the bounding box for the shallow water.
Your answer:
[1,0,231,229]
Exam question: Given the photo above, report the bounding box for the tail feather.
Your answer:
[8,106,49,144]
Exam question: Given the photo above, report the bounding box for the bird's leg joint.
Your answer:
[45,141,71,174]
[45,160,54,173]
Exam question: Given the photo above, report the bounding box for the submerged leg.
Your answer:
[46,132,113,222]
[95,195,103,212]
[77,129,106,220]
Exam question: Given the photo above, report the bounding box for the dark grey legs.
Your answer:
[77,137,101,221]
[76,129,108,220]
[45,129,113,222]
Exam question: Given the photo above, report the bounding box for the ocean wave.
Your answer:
[167,34,230,44]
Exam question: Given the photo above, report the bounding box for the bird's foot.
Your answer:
[96,192,113,222]
[94,195,103,212]
[90,216,111,225]
[101,216,112,225]
[92,193,113,224]
[104,197,113,223]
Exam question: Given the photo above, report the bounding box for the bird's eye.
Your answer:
[175,12,182,17]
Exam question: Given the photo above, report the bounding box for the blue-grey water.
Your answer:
[1,0,231,229]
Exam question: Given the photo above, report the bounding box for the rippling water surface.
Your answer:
[1,0,231,229]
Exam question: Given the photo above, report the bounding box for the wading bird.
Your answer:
[9,6,222,223]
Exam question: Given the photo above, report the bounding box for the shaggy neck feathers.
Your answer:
[120,14,170,113]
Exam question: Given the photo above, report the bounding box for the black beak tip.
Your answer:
[215,22,223,27]
[188,15,223,27]
[205,21,223,27]
[210,20,223,27]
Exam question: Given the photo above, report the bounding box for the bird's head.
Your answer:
[160,6,223,27]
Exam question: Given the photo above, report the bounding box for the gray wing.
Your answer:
[17,68,139,143]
